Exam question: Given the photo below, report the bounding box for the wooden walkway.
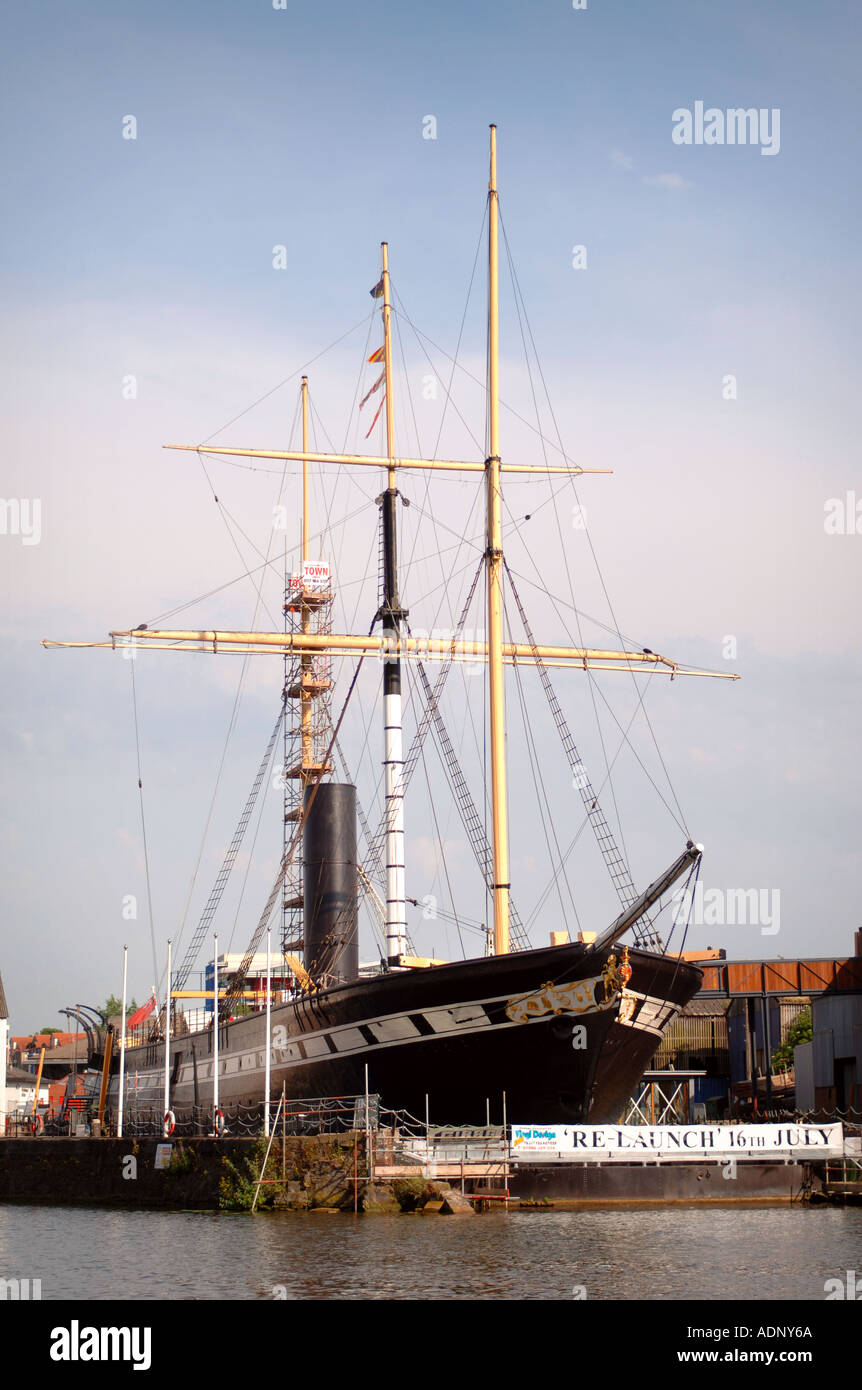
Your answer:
[374,1162,508,1180]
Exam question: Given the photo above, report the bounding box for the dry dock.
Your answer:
[1,1121,854,1210]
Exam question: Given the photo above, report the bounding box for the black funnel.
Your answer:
[302,782,358,986]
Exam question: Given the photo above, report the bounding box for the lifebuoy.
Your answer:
[214,1107,226,1136]
[163,1110,176,1137]
[31,1114,44,1136]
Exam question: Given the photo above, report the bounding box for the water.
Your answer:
[1,1203,860,1300]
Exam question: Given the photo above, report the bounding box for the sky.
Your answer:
[2,0,861,1029]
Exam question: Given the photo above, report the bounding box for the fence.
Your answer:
[5,1094,860,1141]
[4,1094,391,1139]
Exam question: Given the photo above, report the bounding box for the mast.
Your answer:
[380,242,408,964]
[486,125,510,956]
[299,376,313,773]
[47,130,737,986]
[281,376,334,969]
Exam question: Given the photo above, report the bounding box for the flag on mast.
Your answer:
[126,990,158,1032]
[369,277,384,299]
[364,395,386,438]
[367,345,385,363]
[359,370,385,410]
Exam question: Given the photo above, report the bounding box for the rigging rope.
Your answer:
[414,659,531,952]
[198,311,376,447]
[173,704,286,991]
[130,662,160,996]
[499,208,691,840]
[221,632,371,1012]
[504,562,661,949]
[364,558,484,882]
[419,737,468,959]
[505,594,582,937]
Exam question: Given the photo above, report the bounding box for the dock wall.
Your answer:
[509,1160,807,1204]
[0,1135,367,1211]
[0,1138,817,1209]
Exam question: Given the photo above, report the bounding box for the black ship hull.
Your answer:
[111,941,701,1126]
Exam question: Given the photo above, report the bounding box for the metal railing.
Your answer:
[6,1097,860,1142]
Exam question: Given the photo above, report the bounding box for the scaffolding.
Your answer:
[280,567,334,959]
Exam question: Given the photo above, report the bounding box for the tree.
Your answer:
[771,1008,812,1072]
[102,995,139,1020]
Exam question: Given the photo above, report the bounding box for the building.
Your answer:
[653,997,731,1115]
[199,953,296,1020]
[5,1065,50,1122]
[10,1033,88,1072]
[727,995,810,1112]
[693,930,862,1117]
[794,990,862,1116]
[652,944,859,1117]
[4,1019,91,1128]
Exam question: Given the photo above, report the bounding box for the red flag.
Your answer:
[364,394,386,438]
[126,990,157,1031]
[360,370,385,410]
[368,345,385,363]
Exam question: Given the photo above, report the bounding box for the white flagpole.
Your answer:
[118,945,128,1139]
[264,926,272,1137]
[213,933,219,1131]
[163,938,172,1131]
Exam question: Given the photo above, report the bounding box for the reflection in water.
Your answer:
[0,1204,859,1301]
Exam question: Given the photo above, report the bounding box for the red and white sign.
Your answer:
[289,560,330,594]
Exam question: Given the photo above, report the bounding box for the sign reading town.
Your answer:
[288,560,330,594]
[510,1123,844,1160]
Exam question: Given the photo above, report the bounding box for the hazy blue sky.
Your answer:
[2,1,861,1028]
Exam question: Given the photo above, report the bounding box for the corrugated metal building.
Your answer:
[654,998,730,1076]
[794,993,862,1115]
[654,994,818,1116]
[727,996,811,1084]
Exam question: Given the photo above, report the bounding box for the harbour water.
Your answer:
[2,1202,860,1301]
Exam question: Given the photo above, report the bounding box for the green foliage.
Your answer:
[771,1007,812,1072]
[392,1177,449,1211]
[168,1145,194,1175]
[219,1140,271,1211]
[102,995,139,1021]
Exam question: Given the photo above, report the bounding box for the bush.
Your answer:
[771,1008,812,1072]
[219,1140,271,1211]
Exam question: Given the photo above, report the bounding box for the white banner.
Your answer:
[303,560,330,592]
[510,1122,844,1160]
[288,560,330,594]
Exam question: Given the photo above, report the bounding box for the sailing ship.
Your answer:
[45,128,737,1129]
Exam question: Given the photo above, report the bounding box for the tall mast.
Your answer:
[45,128,733,991]
[486,124,510,956]
[299,376,313,772]
[302,375,309,562]
[281,376,334,965]
[380,241,408,964]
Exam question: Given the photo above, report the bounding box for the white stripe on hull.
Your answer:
[117,988,677,1098]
